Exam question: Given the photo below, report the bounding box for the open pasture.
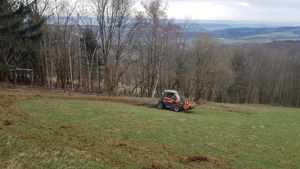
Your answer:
[0,88,299,168]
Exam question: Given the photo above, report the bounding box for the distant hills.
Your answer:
[211,27,300,40]
[188,20,300,45]
[190,20,300,30]
[48,17,300,45]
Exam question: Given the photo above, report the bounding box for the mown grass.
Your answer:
[1,91,300,168]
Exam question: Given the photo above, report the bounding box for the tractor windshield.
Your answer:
[175,93,181,101]
[163,92,169,98]
[163,92,181,102]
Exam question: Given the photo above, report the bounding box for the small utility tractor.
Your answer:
[157,90,197,112]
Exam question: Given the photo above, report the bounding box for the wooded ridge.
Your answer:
[211,26,300,40]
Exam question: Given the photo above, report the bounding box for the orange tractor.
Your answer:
[157,90,197,112]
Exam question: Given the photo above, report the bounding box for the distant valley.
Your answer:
[188,20,300,45]
[49,17,300,45]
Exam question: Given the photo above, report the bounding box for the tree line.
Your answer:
[1,0,300,107]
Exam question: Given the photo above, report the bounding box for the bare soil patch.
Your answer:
[3,119,13,126]
[180,155,208,163]
[198,104,253,114]
[147,163,164,169]
[0,84,147,106]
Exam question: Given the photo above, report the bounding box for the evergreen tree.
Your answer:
[0,0,45,82]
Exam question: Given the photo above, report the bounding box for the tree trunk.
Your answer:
[152,52,162,98]
[14,54,17,86]
[45,35,50,88]
[96,50,100,92]
[68,42,73,91]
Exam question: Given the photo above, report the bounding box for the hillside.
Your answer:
[211,26,300,40]
[1,87,300,168]
[47,17,300,44]
[185,20,300,44]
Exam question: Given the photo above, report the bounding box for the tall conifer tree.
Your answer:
[0,0,45,82]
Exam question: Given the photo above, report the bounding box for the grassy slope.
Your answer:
[1,90,300,168]
[216,30,300,46]
[240,31,299,40]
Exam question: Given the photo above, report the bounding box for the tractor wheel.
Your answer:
[157,102,164,109]
[174,106,181,112]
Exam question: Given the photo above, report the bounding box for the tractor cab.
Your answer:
[162,90,181,106]
[157,89,197,112]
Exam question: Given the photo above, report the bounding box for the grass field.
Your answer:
[0,88,299,168]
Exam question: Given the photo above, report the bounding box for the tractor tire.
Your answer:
[157,102,164,109]
[174,106,181,112]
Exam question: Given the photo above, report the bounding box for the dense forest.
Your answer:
[1,0,300,107]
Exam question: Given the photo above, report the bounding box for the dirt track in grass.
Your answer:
[0,84,148,106]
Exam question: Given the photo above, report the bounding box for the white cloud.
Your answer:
[167,2,229,20]
[166,0,300,21]
[135,0,300,22]
[231,1,250,7]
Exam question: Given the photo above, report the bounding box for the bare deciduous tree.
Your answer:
[135,0,169,97]
[190,34,217,103]
[91,0,137,95]
[47,0,77,89]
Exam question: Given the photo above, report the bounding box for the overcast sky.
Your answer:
[136,0,300,22]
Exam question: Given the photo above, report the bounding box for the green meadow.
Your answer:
[0,90,299,168]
